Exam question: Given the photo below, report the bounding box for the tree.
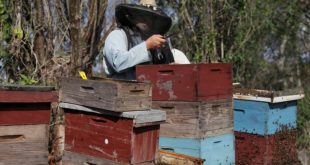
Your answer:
[0,0,121,84]
[162,0,309,90]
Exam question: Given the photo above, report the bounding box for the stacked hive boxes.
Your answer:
[233,88,304,164]
[136,64,235,165]
[58,78,166,165]
[0,85,57,164]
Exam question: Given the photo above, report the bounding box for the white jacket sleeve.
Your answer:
[103,29,151,73]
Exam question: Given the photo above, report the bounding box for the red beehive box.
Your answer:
[0,85,57,125]
[59,103,166,165]
[136,64,232,101]
[235,130,299,165]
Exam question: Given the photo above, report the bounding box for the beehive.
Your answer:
[0,85,57,164]
[58,101,165,164]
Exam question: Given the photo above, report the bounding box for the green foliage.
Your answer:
[0,46,8,57]
[221,0,304,89]
[297,87,310,148]
[0,0,12,41]
[0,0,12,79]
[19,74,38,85]
[297,64,310,149]
[13,27,23,39]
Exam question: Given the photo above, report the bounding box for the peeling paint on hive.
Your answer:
[137,74,146,81]
[156,80,177,100]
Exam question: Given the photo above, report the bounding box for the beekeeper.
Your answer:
[103,0,190,80]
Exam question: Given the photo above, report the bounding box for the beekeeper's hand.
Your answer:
[146,35,166,50]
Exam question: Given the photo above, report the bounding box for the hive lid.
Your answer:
[233,88,304,103]
[59,102,166,127]
[0,84,55,92]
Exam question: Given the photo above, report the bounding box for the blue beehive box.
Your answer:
[159,133,235,165]
[233,89,304,135]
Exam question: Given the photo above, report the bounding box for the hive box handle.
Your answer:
[91,118,107,124]
[0,135,25,142]
[213,140,222,144]
[158,70,174,75]
[234,109,245,113]
[80,86,95,93]
[212,104,221,108]
[130,89,145,94]
[160,106,175,109]
[210,68,221,72]
[161,148,175,152]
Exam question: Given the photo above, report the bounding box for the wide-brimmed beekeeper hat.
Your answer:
[115,0,172,35]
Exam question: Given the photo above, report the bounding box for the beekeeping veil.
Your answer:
[115,0,172,36]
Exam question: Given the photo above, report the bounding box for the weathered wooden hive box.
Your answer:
[136,64,235,165]
[152,99,233,138]
[0,85,57,165]
[136,64,232,101]
[233,88,304,164]
[59,77,152,112]
[58,78,166,165]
